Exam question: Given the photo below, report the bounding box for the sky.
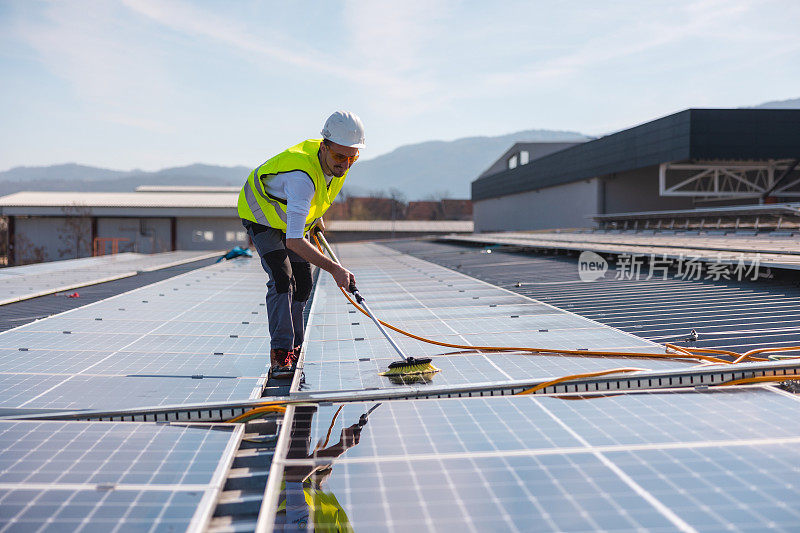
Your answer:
[1,0,799,172]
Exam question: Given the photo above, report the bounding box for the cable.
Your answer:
[312,233,800,367]
[513,368,646,396]
[226,404,286,423]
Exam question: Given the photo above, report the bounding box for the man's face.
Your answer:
[321,141,359,177]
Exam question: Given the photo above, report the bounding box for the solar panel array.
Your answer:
[269,242,800,532]
[0,420,239,531]
[299,243,682,393]
[0,259,270,412]
[0,251,222,305]
[1,240,799,531]
[386,239,800,354]
[0,257,271,530]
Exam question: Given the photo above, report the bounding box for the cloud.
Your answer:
[15,1,175,132]
[121,0,441,105]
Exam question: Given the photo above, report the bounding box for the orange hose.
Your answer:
[514,367,646,395]
[226,405,286,423]
[312,234,800,369]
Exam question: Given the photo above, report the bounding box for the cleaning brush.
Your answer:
[314,230,439,378]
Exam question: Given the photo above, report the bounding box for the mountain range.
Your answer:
[2,98,798,200]
[0,130,587,200]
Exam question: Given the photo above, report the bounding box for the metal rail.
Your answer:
[12,359,799,423]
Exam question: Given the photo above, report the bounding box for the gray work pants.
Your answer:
[243,220,313,351]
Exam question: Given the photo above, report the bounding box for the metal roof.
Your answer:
[472,108,800,201]
[592,202,800,221]
[135,185,240,193]
[326,220,473,232]
[0,191,238,208]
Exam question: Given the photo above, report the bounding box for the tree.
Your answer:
[57,203,92,259]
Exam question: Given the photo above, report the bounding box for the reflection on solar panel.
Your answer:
[274,389,800,531]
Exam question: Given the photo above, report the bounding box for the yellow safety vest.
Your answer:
[277,481,354,532]
[238,139,347,233]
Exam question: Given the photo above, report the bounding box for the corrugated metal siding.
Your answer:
[472,108,800,202]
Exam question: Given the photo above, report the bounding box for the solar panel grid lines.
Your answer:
[0,420,243,532]
[0,251,224,306]
[256,241,800,532]
[267,388,800,532]
[386,239,800,355]
[0,258,272,411]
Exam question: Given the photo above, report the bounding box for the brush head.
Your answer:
[380,357,440,377]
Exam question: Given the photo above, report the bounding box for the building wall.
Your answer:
[175,217,249,250]
[96,217,172,254]
[12,216,252,264]
[474,179,599,232]
[13,216,92,264]
[601,166,695,213]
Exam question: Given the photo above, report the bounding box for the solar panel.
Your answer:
[298,243,686,393]
[0,259,270,410]
[0,251,222,305]
[259,242,800,531]
[0,488,207,532]
[0,420,239,531]
[273,389,800,532]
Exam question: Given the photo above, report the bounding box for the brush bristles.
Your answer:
[379,362,440,376]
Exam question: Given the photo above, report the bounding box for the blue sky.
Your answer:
[1,0,799,171]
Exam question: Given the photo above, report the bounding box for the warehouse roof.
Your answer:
[0,191,238,208]
[327,219,473,232]
[472,108,800,201]
[0,191,239,217]
[134,185,240,193]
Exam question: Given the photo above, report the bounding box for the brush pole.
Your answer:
[315,230,410,363]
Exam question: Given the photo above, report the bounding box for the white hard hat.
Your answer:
[321,111,365,149]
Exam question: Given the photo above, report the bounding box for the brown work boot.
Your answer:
[270,348,294,380]
[288,345,302,369]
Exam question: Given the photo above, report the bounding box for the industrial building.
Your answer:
[0,190,246,264]
[472,109,800,231]
[0,189,472,265]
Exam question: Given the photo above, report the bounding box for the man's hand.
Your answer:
[339,424,361,449]
[332,265,355,291]
[285,238,356,291]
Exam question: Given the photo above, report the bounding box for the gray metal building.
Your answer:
[0,190,474,265]
[0,191,247,264]
[471,109,800,231]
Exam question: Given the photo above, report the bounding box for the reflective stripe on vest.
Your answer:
[237,139,347,232]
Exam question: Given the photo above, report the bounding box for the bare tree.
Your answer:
[14,233,47,265]
[57,204,92,259]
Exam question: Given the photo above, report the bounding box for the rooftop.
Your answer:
[472,108,800,201]
[0,239,798,530]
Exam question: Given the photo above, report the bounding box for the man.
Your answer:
[238,111,364,379]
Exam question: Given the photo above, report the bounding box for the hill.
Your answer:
[344,129,588,199]
[0,163,249,197]
[0,130,587,200]
[750,97,800,109]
